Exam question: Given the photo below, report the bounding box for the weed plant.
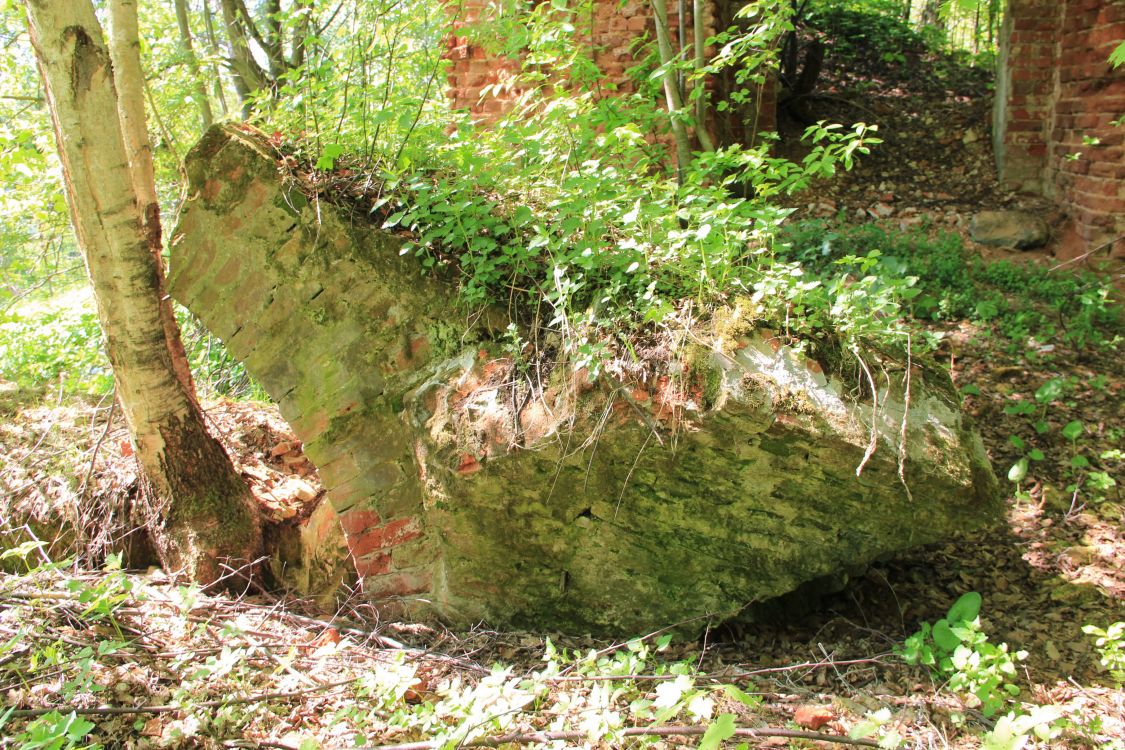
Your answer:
[0,287,265,401]
[781,219,1123,351]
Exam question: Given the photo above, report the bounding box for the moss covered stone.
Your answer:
[171,125,1001,635]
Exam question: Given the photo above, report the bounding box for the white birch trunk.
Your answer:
[650,0,694,179]
[23,0,260,584]
[106,0,197,399]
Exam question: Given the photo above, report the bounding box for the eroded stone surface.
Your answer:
[171,125,1000,634]
[969,210,1050,249]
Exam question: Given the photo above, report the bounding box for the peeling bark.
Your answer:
[106,0,196,399]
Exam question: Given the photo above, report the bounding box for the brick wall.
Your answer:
[445,0,776,141]
[445,0,523,119]
[996,0,1125,258]
[1049,0,1125,257]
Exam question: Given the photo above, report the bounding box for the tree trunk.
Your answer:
[920,0,942,28]
[691,0,714,152]
[650,0,694,181]
[106,0,197,400]
[173,0,216,131]
[218,0,270,116]
[200,0,232,117]
[23,0,260,584]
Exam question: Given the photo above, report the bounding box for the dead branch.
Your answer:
[5,677,359,718]
[358,724,882,750]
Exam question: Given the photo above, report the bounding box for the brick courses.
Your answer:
[996,0,1125,258]
[445,0,776,140]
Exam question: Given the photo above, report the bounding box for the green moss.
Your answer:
[427,320,473,360]
[709,297,759,349]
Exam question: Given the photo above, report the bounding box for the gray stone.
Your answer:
[969,210,1050,249]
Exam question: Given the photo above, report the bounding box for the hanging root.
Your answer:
[898,333,914,502]
[854,347,879,477]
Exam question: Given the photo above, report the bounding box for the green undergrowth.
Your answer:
[0,285,265,401]
[0,287,111,395]
[364,113,891,374]
[806,0,998,72]
[780,219,1123,352]
[275,0,925,376]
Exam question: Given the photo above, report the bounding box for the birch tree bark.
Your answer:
[23,0,260,584]
[650,0,694,181]
[106,0,196,398]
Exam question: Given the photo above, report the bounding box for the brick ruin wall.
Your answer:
[449,1,1122,259]
[445,0,776,144]
[996,0,1125,258]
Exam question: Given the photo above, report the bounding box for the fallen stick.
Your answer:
[357,724,881,750]
[5,677,358,718]
[545,655,890,682]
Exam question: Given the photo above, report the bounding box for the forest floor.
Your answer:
[2,26,1125,750]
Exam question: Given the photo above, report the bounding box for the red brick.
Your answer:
[340,508,381,537]
[354,553,392,578]
[362,568,433,599]
[1071,192,1125,213]
[347,517,422,559]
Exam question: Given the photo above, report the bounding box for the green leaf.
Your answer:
[382,211,406,229]
[947,591,982,622]
[513,205,534,226]
[0,540,45,561]
[850,720,880,739]
[1061,421,1083,441]
[932,619,961,651]
[698,713,737,750]
[1110,41,1125,68]
[1007,457,1029,483]
[1035,378,1065,404]
[878,730,903,749]
[315,143,345,171]
[722,683,761,708]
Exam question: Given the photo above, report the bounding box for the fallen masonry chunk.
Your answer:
[171,125,1000,635]
[969,210,1050,249]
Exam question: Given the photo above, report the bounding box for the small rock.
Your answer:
[812,200,837,217]
[969,210,1050,249]
[992,365,1024,380]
